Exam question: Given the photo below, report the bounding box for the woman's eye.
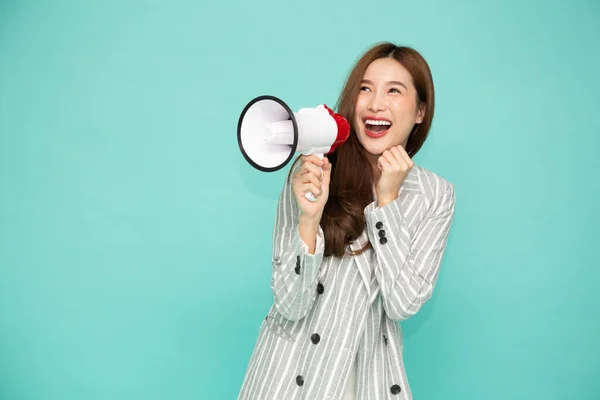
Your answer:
[389,88,401,93]
[359,86,370,92]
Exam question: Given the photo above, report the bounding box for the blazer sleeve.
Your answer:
[270,162,325,321]
[364,180,456,321]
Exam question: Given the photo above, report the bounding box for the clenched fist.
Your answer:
[292,155,332,221]
[376,145,414,207]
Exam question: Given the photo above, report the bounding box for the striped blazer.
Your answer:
[238,162,456,399]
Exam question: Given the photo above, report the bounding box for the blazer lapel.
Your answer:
[349,230,372,298]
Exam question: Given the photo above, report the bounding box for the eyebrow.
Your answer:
[361,79,407,90]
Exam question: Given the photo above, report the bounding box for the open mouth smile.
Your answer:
[363,117,392,138]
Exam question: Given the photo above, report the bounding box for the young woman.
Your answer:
[238,42,456,400]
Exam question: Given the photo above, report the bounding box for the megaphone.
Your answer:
[237,95,350,202]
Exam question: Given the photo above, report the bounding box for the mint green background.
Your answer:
[1,1,599,399]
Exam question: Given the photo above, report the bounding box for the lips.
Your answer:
[363,116,392,138]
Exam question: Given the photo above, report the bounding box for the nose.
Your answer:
[367,91,386,112]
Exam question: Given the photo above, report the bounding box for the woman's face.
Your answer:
[353,57,425,157]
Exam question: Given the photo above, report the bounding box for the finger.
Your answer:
[302,182,321,196]
[394,145,413,167]
[380,150,398,169]
[378,154,392,172]
[293,171,321,191]
[302,172,321,189]
[396,145,414,169]
[299,156,324,174]
[301,161,323,181]
[301,155,325,167]
[388,147,408,170]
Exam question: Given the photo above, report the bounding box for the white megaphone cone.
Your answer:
[237,95,350,202]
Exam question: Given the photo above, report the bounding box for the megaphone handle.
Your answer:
[304,153,324,202]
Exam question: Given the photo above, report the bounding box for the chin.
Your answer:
[363,143,386,156]
[358,134,395,156]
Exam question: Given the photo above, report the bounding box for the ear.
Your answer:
[415,103,426,124]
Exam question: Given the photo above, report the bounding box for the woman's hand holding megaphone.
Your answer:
[292,155,332,221]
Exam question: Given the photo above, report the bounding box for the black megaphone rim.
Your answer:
[237,95,299,173]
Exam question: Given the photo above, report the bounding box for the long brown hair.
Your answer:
[290,42,435,258]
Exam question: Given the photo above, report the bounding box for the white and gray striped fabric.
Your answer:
[238,162,456,400]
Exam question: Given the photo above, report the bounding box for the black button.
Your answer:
[380,237,387,245]
[296,375,304,386]
[378,230,386,237]
[383,334,388,345]
[391,384,401,394]
[376,221,383,229]
[311,333,320,344]
[317,283,324,294]
[296,255,301,265]
[295,265,301,274]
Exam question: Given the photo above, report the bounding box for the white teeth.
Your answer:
[365,119,391,126]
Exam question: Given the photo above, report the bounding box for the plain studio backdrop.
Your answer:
[1,0,599,399]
